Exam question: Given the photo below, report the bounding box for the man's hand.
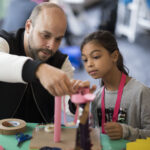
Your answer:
[71,79,97,93]
[36,63,75,96]
[104,122,123,140]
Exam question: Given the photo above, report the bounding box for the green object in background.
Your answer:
[100,133,129,150]
[0,0,10,19]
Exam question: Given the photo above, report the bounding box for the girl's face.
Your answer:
[81,41,117,79]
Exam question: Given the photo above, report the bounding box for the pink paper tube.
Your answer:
[54,96,61,142]
[0,146,4,150]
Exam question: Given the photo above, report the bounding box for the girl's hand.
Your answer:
[71,79,96,93]
[104,122,123,140]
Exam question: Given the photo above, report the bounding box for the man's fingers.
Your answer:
[37,63,96,96]
[52,80,72,96]
[72,80,82,91]
[64,76,76,94]
[48,86,57,96]
[78,80,90,89]
[36,64,76,96]
[59,80,71,95]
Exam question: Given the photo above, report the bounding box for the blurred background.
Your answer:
[0,0,150,88]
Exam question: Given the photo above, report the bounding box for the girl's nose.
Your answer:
[87,59,94,67]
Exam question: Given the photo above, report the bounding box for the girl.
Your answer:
[80,30,150,141]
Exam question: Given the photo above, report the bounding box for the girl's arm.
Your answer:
[121,86,150,140]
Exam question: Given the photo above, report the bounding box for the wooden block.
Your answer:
[30,128,76,150]
[30,128,101,150]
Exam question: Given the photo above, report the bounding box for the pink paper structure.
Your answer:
[0,146,4,150]
[54,88,95,142]
[54,96,61,142]
[71,88,95,104]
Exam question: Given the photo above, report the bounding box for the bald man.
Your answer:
[0,2,75,123]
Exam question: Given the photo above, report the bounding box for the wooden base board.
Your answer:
[30,128,101,150]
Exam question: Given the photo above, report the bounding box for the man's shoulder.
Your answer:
[0,28,24,39]
[0,29,16,44]
[0,28,25,53]
[0,29,11,39]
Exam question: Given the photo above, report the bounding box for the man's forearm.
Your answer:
[0,52,32,83]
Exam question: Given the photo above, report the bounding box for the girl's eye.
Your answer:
[93,56,100,59]
[82,59,87,63]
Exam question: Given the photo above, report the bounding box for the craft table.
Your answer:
[0,123,129,150]
[0,123,36,150]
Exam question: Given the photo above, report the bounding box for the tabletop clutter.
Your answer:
[1,88,149,150]
[30,88,101,150]
[0,88,100,150]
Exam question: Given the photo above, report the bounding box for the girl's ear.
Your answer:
[111,50,119,63]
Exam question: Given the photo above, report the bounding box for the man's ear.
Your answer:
[25,19,32,34]
[111,50,119,63]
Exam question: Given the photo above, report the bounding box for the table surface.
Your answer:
[0,123,36,150]
[0,123,129,150]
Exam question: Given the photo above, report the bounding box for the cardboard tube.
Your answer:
[54,96,61,142]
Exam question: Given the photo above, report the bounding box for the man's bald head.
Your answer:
[29,2,66,26]
[24,2,67,62]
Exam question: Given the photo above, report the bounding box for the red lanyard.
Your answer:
[101,73,126,133]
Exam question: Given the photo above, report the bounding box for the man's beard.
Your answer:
[28,44,54,62]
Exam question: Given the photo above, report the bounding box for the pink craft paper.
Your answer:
[71,88,95,104]
[54,88,95,143]
[54,96,61,142]
[71,94,86,104]
[0,146,4,150]
[83,93,95,101]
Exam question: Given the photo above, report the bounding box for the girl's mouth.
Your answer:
[89,70,98,75]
